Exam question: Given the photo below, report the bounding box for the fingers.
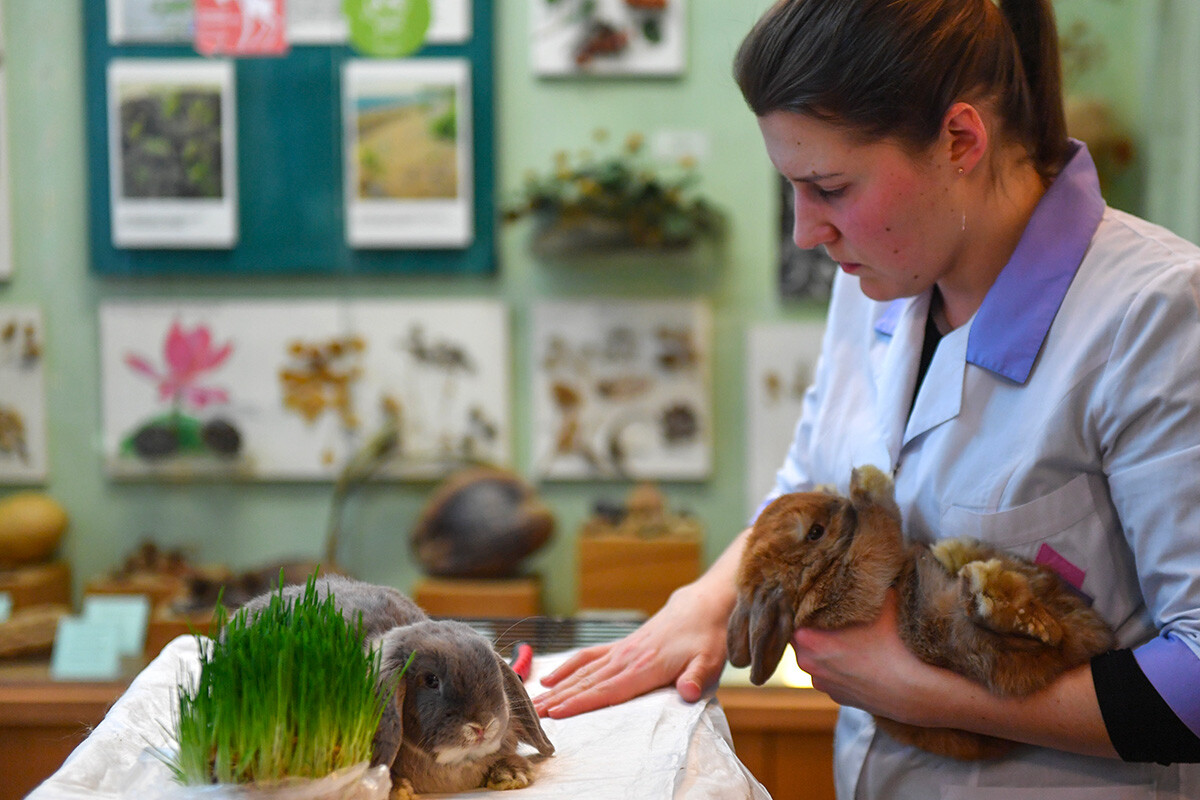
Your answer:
[676,651,725,703]
[538,644,606,688]
[533,652,650,719]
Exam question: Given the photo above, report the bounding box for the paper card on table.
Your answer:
[51,617,122,681]
[0,591,11,623]
[83,594,150,656]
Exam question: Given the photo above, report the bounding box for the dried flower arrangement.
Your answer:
[504,129,725,255]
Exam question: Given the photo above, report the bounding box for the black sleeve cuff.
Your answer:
[1092,647,1200,764]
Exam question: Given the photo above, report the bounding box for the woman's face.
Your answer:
[759,110,963,303]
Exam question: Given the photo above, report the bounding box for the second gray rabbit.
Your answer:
[238,574,555,796]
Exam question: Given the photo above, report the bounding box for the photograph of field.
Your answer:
[354,84,459,200]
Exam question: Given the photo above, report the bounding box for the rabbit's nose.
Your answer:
[467,723,487,743]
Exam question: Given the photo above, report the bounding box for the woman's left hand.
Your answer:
[790,588,943,727]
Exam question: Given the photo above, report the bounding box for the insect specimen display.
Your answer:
[0,307,49,483]
[99,299,509,480]
[532,299,710,480]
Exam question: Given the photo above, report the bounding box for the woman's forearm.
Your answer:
[911,662,1118,759]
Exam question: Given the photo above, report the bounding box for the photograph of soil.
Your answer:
[119,84,224,199]
[354,85,459,200]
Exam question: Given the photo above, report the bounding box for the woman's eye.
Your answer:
[806,523,825,541]
[814,185,845,200]
[423,673,441,690]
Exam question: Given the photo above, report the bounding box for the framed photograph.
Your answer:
[0,307,49,484]
[99,298,509,481]
[531,0,686,77]
[744,321,826,517]
[107,59,239,249]
[778,175,838,301]
[107,0,193,44]
[531,299,711,481]
[343,58,473,249]
[289,0,472,45]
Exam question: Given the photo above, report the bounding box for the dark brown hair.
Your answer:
[734,0,1069,181]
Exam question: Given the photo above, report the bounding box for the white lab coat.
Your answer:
[768,145,1200,798]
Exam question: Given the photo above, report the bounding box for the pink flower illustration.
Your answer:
[125,321,233,410]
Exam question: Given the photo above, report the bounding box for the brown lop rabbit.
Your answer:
[727,465,1115,760]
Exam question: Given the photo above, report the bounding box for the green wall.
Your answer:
[0,1,1154,614]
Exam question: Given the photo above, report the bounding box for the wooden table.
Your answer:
[1,661,840,800]
[0,659,134,800]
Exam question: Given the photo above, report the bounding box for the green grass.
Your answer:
[168,575,402,786]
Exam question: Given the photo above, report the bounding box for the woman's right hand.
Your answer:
[533,579,734,718]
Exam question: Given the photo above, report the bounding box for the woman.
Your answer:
[533,0,1200,796]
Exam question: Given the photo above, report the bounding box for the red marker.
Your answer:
[509,642,534,681]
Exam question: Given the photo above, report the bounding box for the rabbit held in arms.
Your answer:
[240,575,554,796]
[727,466,1115,760]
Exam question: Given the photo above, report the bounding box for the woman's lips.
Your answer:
[838,261,862,274]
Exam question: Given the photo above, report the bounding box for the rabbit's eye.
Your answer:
[805,523,825,541]
[422,673,441,690]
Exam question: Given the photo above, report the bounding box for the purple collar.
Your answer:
[875,140,1105,383]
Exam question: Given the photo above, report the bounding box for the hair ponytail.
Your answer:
[997,0,1069,177]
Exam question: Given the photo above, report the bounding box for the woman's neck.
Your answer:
[938,156,1048,330]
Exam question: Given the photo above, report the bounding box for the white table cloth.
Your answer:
[28,636,770,800]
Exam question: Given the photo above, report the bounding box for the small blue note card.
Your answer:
[51,617,122,681]
[82,594,151,656]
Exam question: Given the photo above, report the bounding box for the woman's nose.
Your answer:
[792,195,837,250]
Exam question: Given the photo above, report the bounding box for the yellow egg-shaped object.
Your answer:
[0,493,69,567]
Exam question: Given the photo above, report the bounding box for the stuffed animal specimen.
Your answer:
[411,468,555,579]
[727,465,1115,760]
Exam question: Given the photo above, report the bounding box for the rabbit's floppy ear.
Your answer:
[748,584,794,686]
[371,677,406,769]
[498,654,555,756]
[370,625,421,768]
[727,593,753,668]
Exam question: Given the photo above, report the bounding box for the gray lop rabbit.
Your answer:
[238,575,555,796]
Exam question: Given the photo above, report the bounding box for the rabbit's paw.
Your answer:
[389,777,417,800]
[484,755,535,791]
[960,559,1063,646]
[931,537,993,575]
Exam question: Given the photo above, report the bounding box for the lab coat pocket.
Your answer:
[940,472,1100,548]
[938,472,1129,620]
[941,786,1154,800]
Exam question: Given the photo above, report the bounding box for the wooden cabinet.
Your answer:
[718,687,839,800]
[0,661,129,800]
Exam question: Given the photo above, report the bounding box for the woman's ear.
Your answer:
[941,101,988,175]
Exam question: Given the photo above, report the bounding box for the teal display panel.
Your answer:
[83,1,496,276]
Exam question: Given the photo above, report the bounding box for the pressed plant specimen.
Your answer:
[122,320,243,461]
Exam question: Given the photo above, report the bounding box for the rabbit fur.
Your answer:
[238,575,554,796]
[727,466,1115,760]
